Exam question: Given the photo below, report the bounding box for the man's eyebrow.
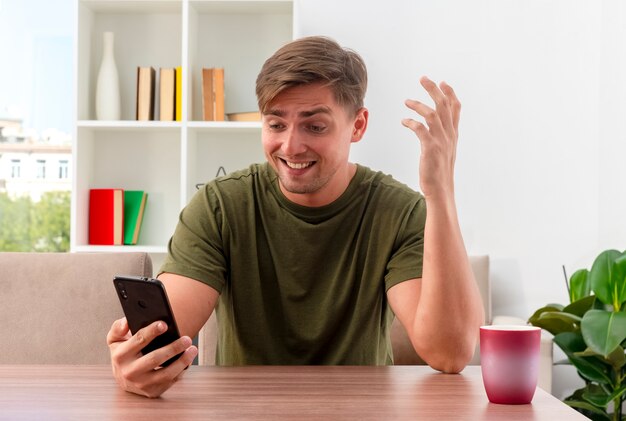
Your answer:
[264,109,285,117]
[299,106,332,118]
[263,106,332,118]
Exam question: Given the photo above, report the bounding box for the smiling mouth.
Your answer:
[281,159,315,170]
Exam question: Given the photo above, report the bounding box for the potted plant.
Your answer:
[529,249,626,421]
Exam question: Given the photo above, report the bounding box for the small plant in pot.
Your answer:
[529,249,626,421]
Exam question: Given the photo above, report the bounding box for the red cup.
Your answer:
[480,325,541,404]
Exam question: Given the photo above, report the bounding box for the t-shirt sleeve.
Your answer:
[384,197,426,291]
[158,184,227,294]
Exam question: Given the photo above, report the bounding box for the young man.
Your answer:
[107,36,484,398]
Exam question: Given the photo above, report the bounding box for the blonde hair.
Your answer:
[256,36,368,116]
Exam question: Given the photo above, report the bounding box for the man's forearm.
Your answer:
[413,195,485,372]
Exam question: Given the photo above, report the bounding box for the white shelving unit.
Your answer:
[72,0,294,254]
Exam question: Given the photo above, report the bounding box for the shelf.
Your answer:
[78,120,183,132]
[189,1,293,15]
[72,0,293,256]
[78,0,181,15]
[73,245,168,254]
[187,121,261,132]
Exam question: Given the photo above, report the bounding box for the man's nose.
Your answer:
[281,127,306,156]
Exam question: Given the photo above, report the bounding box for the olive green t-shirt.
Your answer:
[160,163,425,365]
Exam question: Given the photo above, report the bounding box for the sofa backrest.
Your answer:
[0,252,152,364]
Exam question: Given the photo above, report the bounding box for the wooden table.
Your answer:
[0,365,585,420]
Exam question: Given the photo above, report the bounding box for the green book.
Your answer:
[123,191,148,245]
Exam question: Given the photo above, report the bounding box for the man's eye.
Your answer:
[268,123,284,130]
[309,125,326,133]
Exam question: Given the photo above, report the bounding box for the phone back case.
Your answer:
[113,276,182,366]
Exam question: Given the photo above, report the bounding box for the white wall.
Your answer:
[295,0,626,398]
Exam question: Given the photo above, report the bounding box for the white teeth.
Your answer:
[285,161,313,169]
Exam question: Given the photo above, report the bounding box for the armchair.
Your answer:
[0,252,152,364]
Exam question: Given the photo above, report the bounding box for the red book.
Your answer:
[89,189,124,245]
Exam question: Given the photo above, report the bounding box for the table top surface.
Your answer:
[0,364,586,420]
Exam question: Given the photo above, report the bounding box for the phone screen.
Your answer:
[113,276,182,367]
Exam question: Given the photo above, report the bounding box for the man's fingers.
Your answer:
[129,346,198,399]
[107,317,130,345]
[156,344,198,378]
[137,336,194,370]
[116,320,168,356]
[403,99,443,138]
[440,81,461,132]
[401,118,430,142]
[419,76,455,134]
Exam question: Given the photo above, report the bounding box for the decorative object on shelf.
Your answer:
[136,66,156,121]
[202,68,225,121]
[216,166,227,177]
[195,166,228,190]
[227,111,261,122]
[528,249,626,421]
[95,31,121,120]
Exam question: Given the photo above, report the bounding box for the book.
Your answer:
[213,68,225,121]
[201,68,214,121]
[89,189,124,245]
[201,67,225,121]
[227,111,261,122]
[136,66,156,121]
[175,65,182,121]
[159,68,176,121]
[123,190,148,245]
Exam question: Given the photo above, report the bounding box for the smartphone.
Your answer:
[113,275,182,367]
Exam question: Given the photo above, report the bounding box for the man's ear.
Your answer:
[351,107,369,143]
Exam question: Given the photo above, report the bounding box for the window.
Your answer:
[10,159,21,178]
[36,159,46,179]
[58,159,68,179]
[0,0,73,252]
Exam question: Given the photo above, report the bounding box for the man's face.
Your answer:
[261,83,367,207]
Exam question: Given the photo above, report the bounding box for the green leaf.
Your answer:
[564,399,611,420]
[529,304,564,322]
[530,311,581,335]
[574,347,602,358]
[554,331,587,354]
[564,295,597,317]
[528,305,574,335]
[539,311,582,323]
[582,384,612,408]
[570,269,591,303]
[563,385,610,420]
[569,356,612,384]
[554,332,613,384]
[605,346,626,370]
[583,384,626,409]
[590,249,621,306]
[614,252,626,310]
[581,310,626,357]
[563,384,610,420]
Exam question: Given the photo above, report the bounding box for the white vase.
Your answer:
[95,31,121,120]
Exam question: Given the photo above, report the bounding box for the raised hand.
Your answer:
[401,76,461,201]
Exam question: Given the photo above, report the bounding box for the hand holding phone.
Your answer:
[113,276,183,367]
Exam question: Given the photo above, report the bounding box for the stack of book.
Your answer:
[136,66,182,122]
[137,66,259,122]
[89,189,148,245]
